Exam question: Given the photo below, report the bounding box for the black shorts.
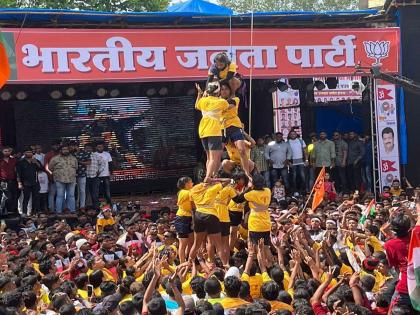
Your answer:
[249,231,270,245]
[224,126,245,142]
[194,212,221,235]
[229,211,243,226]
[174,216,193,238]
[201,137,223,151]
[220,222,231,237]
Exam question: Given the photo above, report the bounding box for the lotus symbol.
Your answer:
[363,41,390,66]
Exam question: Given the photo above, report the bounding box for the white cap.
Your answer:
[65,232,75,243]
[225,266,241,279]
[76,239,88,250]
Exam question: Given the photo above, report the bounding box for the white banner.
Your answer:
[314,76,363,102]
[374,81,400,191]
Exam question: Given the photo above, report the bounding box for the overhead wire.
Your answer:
[248,0,254,136]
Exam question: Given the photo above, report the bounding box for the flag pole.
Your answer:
[299,166,325,215]
[299,183,316,215]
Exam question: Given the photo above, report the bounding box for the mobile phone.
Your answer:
[87,284,93,297]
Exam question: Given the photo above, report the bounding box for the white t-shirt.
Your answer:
[96,151,112,177]
[288,138,306,165]
[38,172,49,193]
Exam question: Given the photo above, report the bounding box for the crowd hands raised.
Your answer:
[0,174,418,315]
[0,51,419,315]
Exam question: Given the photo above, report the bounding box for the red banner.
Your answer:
[5,28,399,83]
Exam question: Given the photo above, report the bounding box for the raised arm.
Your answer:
[310,266,334,304]
[169,273,186,315]
[142,258,161,314]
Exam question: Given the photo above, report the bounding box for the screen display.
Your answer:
[14,96,197,182]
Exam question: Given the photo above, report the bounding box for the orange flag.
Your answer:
[0,34,11,89]
[311,167,326,212]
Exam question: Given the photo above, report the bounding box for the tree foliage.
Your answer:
[217,0,359,12]
[0,0,170,12]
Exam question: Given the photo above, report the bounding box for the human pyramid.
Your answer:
[175,51,272,269]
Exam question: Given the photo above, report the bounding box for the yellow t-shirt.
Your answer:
[245,188,271,232]
[373,270,393,293]
[208,62,237,79]
[390,187,402,197]
[196,96,229,138]
[96,216,116,234]
[220,297,249,310]
[367,235,384,252]
[222,97,242,129]
[228,194,245,213]
[340,263,353,276]
[215,185,237,223]
[238,224,248,240]
[77,289,88,300]
[176,189,193,217]
[225,141,251,165]
[241,272,271,299]
[190,183,223,217]
[87,268,116,283]
[269,301,293,312]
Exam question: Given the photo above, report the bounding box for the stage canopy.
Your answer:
[167,0,233,15]
[0,6,392,28]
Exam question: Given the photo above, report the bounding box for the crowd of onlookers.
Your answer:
[0,140,113,216]
[251,130,376,195]
[249,130,414,209]
[0,176,416,314]
[0,136,419,315]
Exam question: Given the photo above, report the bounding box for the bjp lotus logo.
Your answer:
[363,41,390,66]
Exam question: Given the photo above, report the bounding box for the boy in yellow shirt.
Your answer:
[174,176,194,263]
[195,82,229,183]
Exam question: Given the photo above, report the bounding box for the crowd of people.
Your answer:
[0,52,418,315]
[0,141,113,216]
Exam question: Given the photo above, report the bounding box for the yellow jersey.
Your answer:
[228,188,245,213]
[269,301,293,312]
[241,272,271,299]
[96,216,116,234]
[245,188,271,232]
[190,183,223,217]
[225,141,251,165]
[196,96,229,138]
[176,189,193,217]
[208,61,237,79]
[215,185,237,223]
[222,97,242,129]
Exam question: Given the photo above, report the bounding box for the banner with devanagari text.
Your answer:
[1,28,400,83]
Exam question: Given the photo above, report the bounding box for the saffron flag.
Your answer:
[408,225,420,311]
[311,167,325,212]
[359,199,376,224]
[0,32,10,89]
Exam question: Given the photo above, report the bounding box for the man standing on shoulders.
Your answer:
[74,142,91,210]
[0,147,18,215]
[312,131,335,176]
[287,131,308,194]
[332,131,348,193]
[346,131,365,192]
[45,139,61,212]
[85,143,104,211]
[48,145,78,213]
[96,142,113,206]
[251,138,270,187]
[16,148,42,217]
[265,132,292,192]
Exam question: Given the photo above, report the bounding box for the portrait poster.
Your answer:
[374,81,400,191]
